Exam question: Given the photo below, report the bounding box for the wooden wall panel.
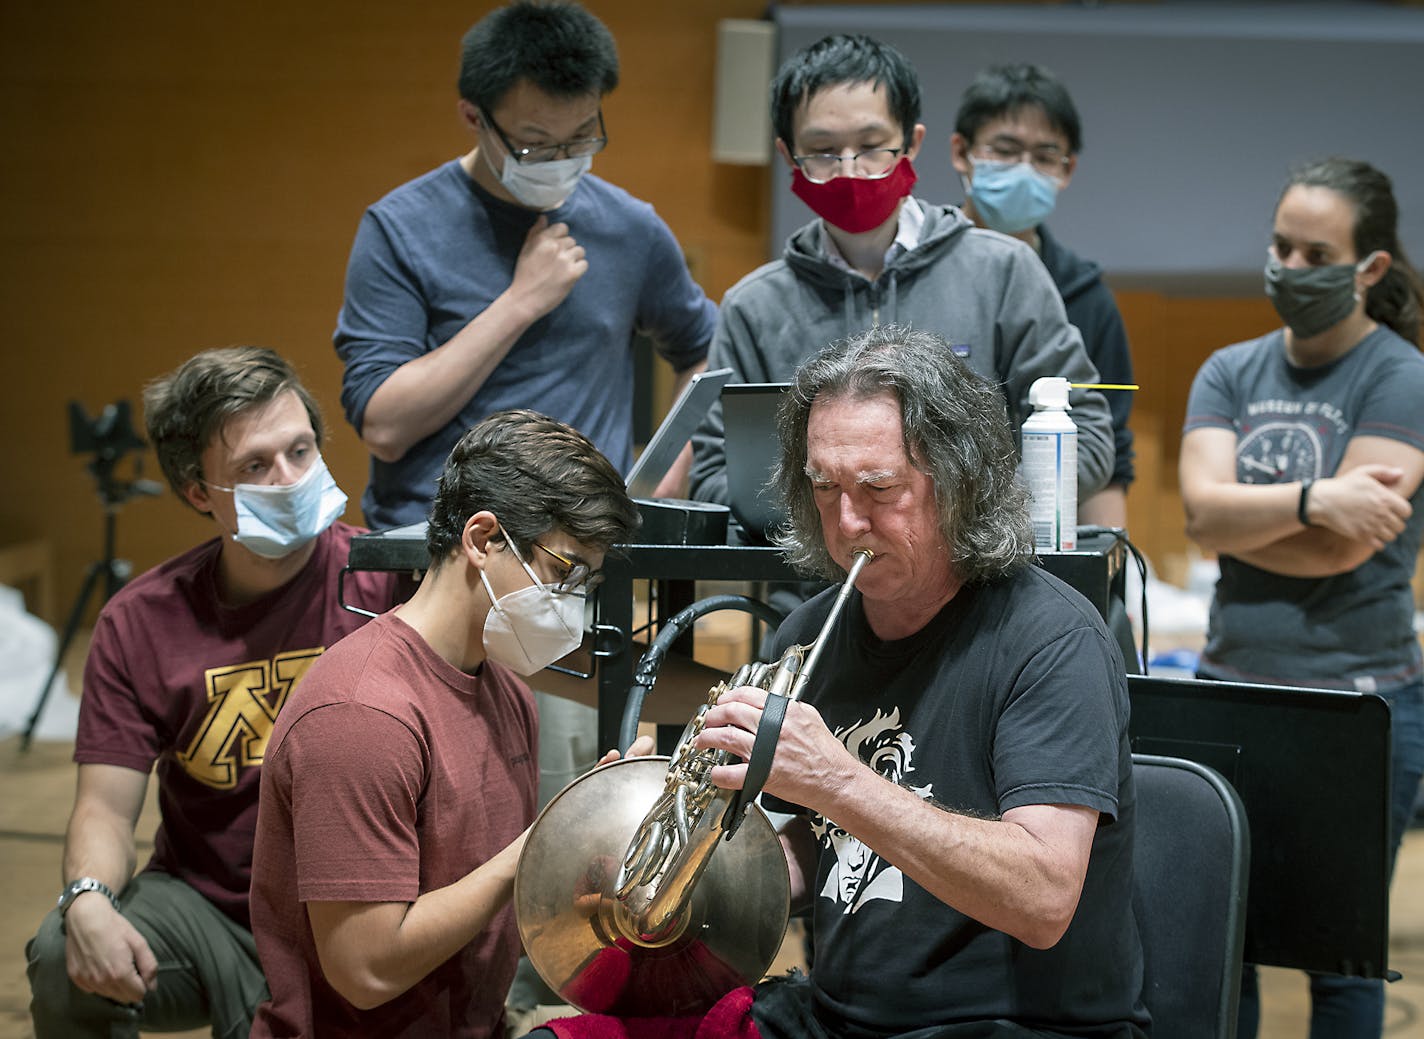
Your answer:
[0,1,765,624]
[1117,288,1279,571]
[0,0,1285,626]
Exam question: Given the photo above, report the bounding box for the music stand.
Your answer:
[1127,674,1393,979]
[21,401,160,750]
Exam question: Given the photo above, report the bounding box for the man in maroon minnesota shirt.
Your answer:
[26,347,396,1039]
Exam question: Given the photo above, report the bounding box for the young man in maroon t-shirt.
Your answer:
[26,347,397,1039]
[249,410,646,1038]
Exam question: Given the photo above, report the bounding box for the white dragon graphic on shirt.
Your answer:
[811,706,933,915]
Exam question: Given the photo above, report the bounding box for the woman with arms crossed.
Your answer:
[1181,156,1424,1039]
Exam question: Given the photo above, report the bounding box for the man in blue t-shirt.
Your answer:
[335,0,713,532]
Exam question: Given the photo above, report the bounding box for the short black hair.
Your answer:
[458,1,619,111]
[425,410,639,568]
[954,63,1082,154]
[770,34,921,149]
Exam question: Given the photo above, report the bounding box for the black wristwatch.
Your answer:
[57,877,120,919]
[1297,478,1315,527]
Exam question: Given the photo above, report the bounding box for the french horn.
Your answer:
[514,550,873,1017]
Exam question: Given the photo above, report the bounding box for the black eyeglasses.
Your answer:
[481,108,608,165]
[532,541,603,594]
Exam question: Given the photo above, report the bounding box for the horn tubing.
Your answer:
[790,548,873,701]
[635,794,729,937]
[620,594,788,752]
[721,549,873,837]
[617,551,873,942]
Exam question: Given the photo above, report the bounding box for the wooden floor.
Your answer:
[2,726,1421,1038]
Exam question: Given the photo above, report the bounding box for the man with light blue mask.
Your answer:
[200,438,347,561]
[26,347,396,1039]
[951,63,1136,527]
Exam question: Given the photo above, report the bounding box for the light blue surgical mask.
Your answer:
[492,151,593,210]
[209,454,347,559]
[964,159,1060,235]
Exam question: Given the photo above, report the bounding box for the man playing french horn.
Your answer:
[698,326,1149,1038]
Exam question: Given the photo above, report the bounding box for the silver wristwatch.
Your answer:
[56,877,120,918]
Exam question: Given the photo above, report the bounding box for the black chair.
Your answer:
[1131,754,1250,1039]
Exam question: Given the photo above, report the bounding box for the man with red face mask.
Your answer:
[690,35,1114,517]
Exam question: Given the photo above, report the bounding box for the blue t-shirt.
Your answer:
[1184,326,1424,691]
[336,161,715,529]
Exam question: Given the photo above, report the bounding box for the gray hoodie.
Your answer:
[689,201,1114,508]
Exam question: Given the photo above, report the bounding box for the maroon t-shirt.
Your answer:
[76,522,397,928]
[249,610,539,1039]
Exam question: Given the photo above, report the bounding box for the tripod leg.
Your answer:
[20,562,105,752]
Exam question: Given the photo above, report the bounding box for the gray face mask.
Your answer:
[1264,251,1377,340]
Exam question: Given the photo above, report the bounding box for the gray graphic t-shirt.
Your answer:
[1184,327,1424,690]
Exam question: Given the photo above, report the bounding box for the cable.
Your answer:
[619,594,787,753]
[1077,525,1150,674]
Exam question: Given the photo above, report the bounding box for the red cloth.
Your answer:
[546,985,759,1039]
[560,937,749,1017]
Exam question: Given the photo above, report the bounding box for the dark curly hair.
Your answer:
[425,409,639,567]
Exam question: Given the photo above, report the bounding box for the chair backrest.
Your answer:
[1131,754,1250,1039]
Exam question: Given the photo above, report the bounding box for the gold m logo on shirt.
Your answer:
[176,648,324,789]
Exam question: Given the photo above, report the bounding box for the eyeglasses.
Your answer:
[792,147,904,185]
[481,108,608,165]
[972,141,1070,178]
[532,541,603,594]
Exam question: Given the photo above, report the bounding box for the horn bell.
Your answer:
[514,755,790,1018]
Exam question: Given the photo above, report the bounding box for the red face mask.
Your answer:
[790,157,919,235]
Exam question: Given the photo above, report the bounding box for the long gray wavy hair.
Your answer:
[773,324,1033,584]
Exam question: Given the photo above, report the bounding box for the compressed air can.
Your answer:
[1021,377,1077,552]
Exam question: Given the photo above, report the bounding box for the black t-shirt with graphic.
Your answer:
[762,565,1147,1037]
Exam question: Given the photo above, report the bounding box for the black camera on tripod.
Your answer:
[21,400,164,749]
[67,400,163,507]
